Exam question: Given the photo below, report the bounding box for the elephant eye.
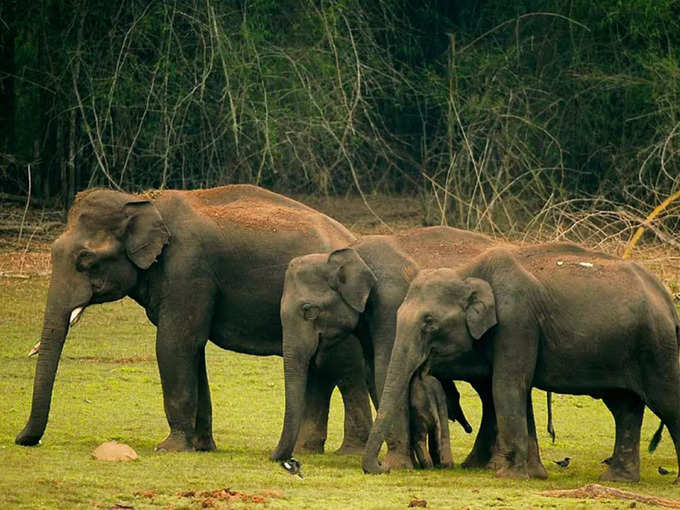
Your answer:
[76,250,98,272]
[422,314,437,332]
[302,303,320,321]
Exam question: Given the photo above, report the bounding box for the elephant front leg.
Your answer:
[295,369,332,454]
[600,392,643,483]
[154,291,214,453]
[332,335,373,455]
[382,405,415,470]
[155,348,199,452]
[492,378,531,479]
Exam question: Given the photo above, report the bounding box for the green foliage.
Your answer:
[1,0,678,234]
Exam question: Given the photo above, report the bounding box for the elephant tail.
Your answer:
[649,421,664,453]
[546,391,555,444]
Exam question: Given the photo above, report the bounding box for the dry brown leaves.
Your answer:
[408,498,427,507]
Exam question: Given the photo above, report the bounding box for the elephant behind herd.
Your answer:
[13,184,680,484]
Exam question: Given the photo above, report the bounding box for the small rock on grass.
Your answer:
[409,498,427,507]
[92,441,139,461]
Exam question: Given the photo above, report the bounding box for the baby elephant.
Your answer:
[409,371,454,469]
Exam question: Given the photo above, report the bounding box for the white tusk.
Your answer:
[69,306,85,326]
[28,341,41,357]
[28,306,84,358]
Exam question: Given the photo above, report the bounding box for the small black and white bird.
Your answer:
[553,457,571,468]
[281,458,304,479]
[658,466,670,475]
[601,457,612,465]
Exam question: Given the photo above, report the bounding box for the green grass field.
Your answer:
[2,277,680,509]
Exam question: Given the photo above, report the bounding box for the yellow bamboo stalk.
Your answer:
[622,190,680,259]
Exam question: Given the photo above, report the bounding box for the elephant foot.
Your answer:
[599,465,640,483]
[417,455,434,470]
[362,458,387,474]
[461,450,492,469]
[193,435,217,452]
[437,460,453,469]
[155,432,193,452]
[295,438,325,454]
[485,451,508,472]
[495,464,530,479]
[528,461,549,480]
[383,450,414,471]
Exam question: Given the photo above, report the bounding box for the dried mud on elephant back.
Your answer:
[540,484,680,508]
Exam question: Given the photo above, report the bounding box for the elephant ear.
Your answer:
[463,277,497,340]
[327,248,377,313]
[123,199,170,269]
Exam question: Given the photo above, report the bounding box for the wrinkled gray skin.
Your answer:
[15,185,373,454]
[409,370,453,469]
[363,243,680,483]
[273,226,537,468]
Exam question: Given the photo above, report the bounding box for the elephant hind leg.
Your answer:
[526,392,548,479]
[644,387,680,484]
[413,431,434,469]
[193,348,217,451]
[433,388,453,468]
[599,391,644,483]
[462,379,497,470]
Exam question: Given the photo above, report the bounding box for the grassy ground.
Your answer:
[1,195,680,509]
[2,278,680,509]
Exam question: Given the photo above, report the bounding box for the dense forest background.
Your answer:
[0,0,678,234]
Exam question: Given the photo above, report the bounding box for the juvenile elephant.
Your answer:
[16,185,373,454]
[362,243,680,483]
[410,370,453,469]
[272,226,533,468]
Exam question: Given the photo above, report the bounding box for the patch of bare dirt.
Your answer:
[0,203,62,277]
[177,488,283,507]
[540,484,680,508]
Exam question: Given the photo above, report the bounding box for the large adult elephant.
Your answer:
[15,185,373,454]
[363,243,680,483]
[271,226,528,468]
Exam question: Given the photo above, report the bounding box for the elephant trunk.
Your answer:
[362,325,426,473]
[271,320,319,461]
[16,245,91,446]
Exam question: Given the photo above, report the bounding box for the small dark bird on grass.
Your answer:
[281,458,303,479]
[553,457,571,468]
[601,457,612,465]
[658,466,670,475]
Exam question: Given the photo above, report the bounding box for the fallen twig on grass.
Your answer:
[540,484,680,508]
